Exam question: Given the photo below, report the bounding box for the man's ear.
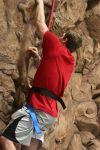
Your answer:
[63,38,67,44]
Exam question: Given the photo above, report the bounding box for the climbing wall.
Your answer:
[0,0,100,150]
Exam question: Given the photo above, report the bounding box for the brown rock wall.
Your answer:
[0,0,100,150]
[68,134,83,150]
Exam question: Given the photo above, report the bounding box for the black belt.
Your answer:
[28,86,66,109]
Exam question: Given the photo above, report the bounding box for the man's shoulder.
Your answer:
[44,31,59,41]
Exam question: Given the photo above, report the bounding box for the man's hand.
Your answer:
[28,47,42,69]
[35,0,40,5]
[27,47,39,59]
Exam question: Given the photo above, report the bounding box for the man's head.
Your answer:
[59,30,82,53]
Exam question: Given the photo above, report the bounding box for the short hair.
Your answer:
[63,30,82,53]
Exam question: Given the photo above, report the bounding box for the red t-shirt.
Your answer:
[29,31,75,117]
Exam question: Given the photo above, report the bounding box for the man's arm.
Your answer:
[35,0,48,39]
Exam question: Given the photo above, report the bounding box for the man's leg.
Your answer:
[0,136,16,150]
[0,136,40,150]
[21,138,40,150]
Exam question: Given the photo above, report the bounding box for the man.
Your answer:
[0,0,82,150]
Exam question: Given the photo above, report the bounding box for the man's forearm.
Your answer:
[35,0,45,24]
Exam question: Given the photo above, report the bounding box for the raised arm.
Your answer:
[35,0,48,39]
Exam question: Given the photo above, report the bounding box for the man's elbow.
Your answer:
[35,22,48,39]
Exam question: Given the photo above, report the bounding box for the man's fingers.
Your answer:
[28,47,37,51]
[26,47,39,58]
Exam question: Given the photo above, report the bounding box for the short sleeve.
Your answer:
[42,31,60,57]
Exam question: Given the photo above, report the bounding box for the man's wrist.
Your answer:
[34,56,41,60]
[35,0,43,5]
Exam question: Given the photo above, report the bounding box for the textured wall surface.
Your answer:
[0,0,100,150]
